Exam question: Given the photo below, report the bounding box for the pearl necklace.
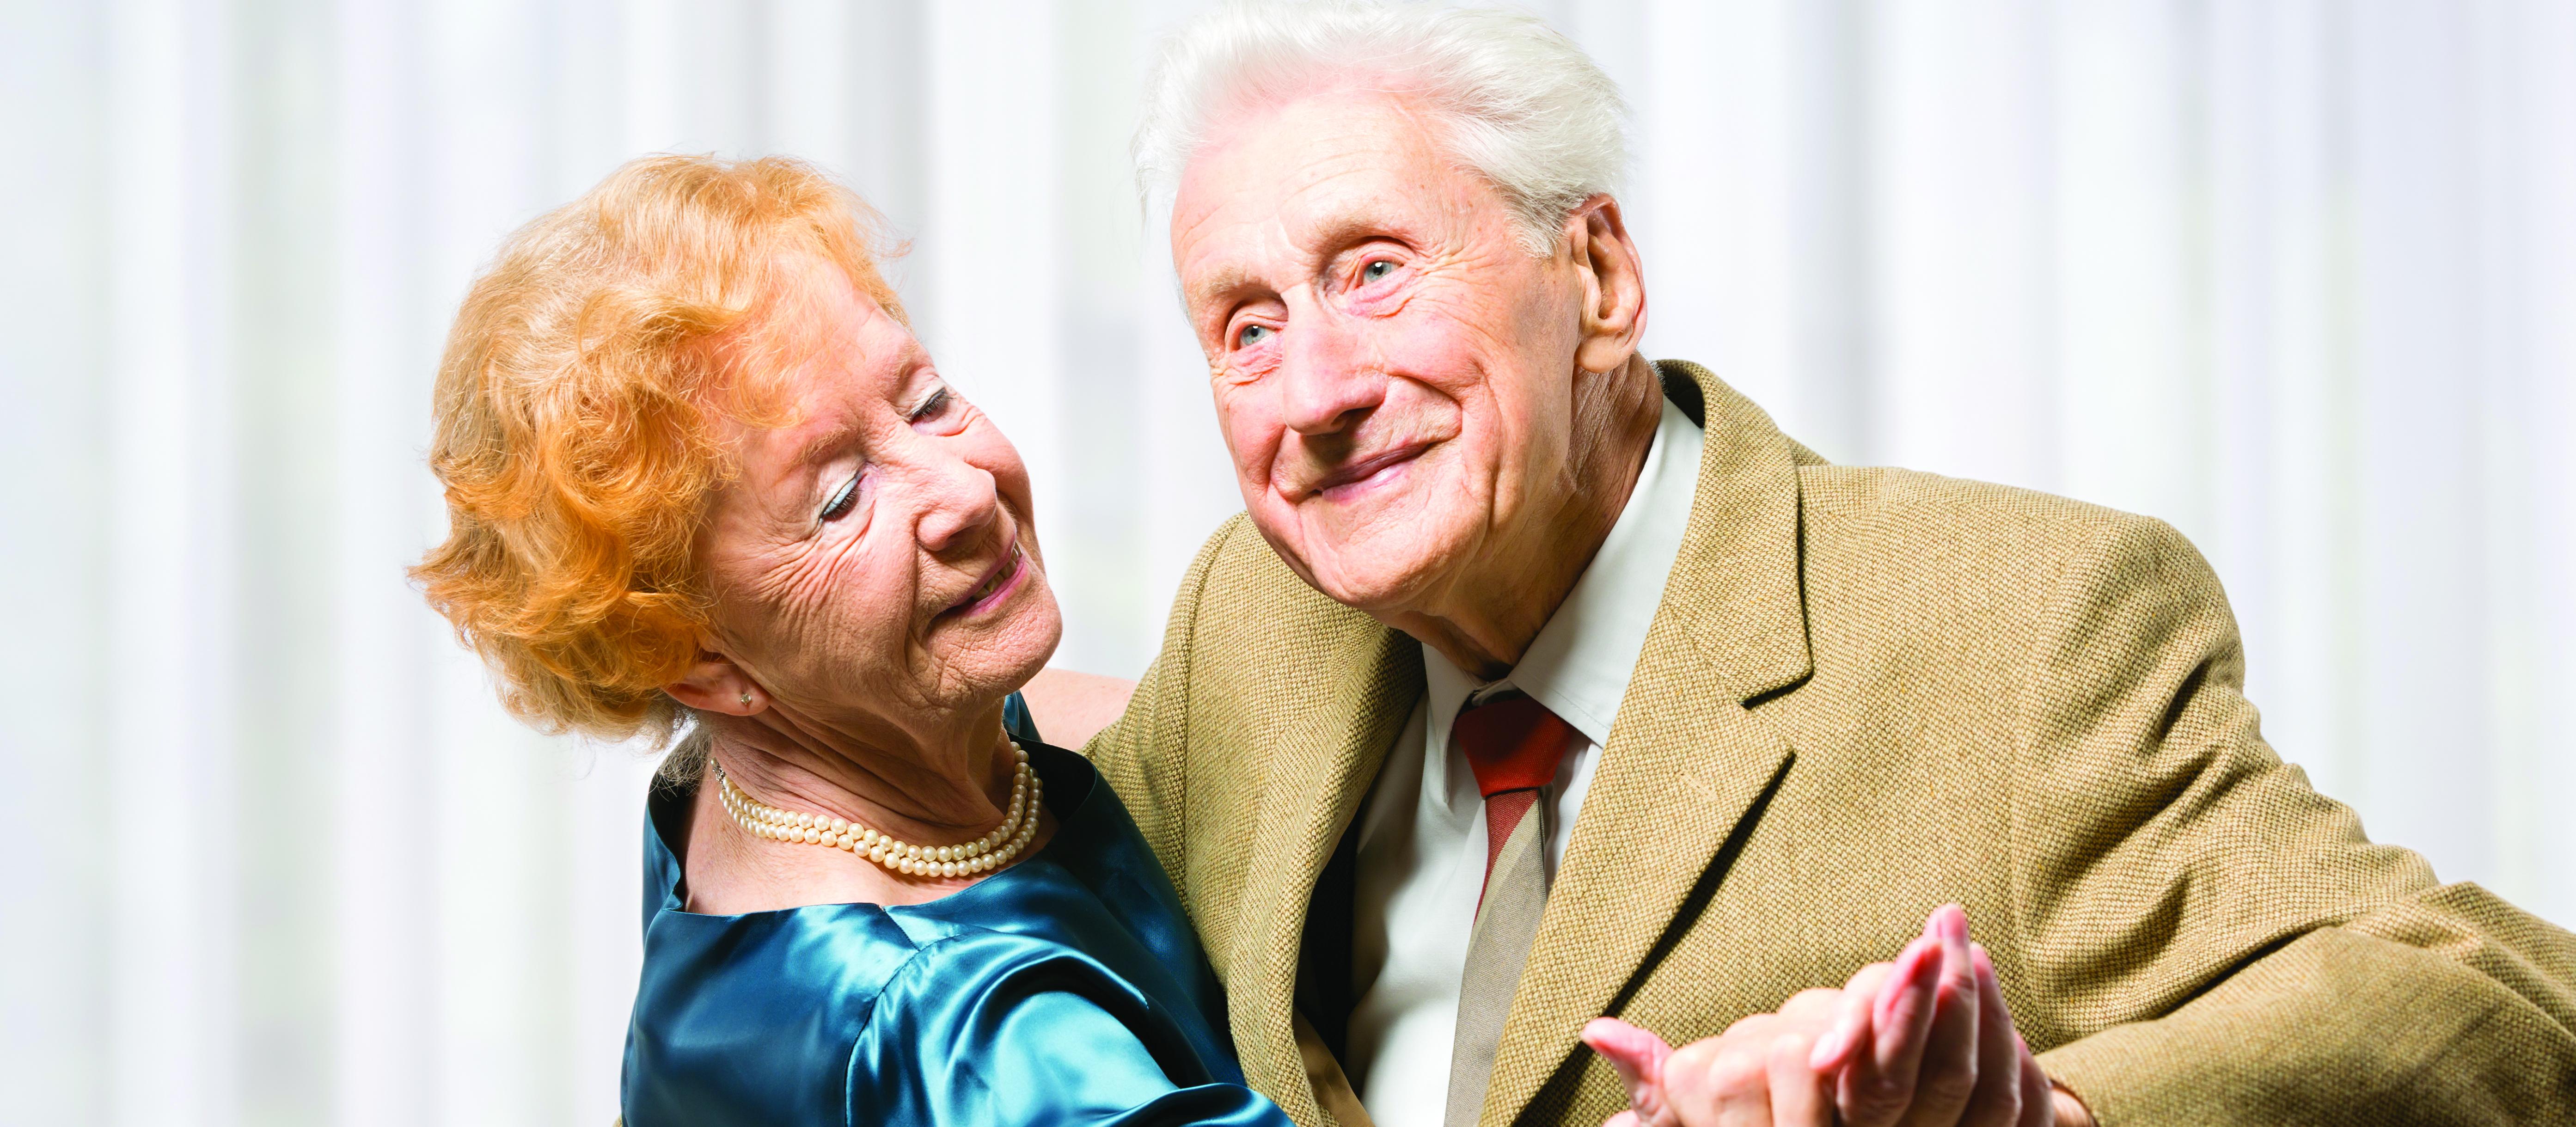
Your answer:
[715,740,1042,878]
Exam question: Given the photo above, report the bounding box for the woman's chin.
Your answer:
[932,572,1064,704]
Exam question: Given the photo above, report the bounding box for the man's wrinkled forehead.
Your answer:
[1170,90,1471,300]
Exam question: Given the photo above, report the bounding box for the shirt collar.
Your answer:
[1423,395,1707,793]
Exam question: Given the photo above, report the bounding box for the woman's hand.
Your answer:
[1582,989,1842,1127]
[1583,905,2086,1127]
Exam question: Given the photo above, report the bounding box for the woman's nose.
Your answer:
[912,457,1002,554]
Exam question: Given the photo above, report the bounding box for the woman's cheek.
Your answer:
[756,544,856,650]
[829,551,918,671]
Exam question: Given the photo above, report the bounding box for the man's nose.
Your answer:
[913,457,1002,555]
[1278,317,1385,436]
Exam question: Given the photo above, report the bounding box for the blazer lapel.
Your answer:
[1229,623,1425,1127]
[1479,361,1817,1124]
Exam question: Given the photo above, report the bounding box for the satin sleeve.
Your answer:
[851,931,1291,1127]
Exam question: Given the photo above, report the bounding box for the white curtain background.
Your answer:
[2,1,2570,1123]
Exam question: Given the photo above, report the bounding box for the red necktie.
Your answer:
[1451,693,1577,905]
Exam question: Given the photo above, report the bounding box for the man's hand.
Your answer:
[1582,905,2089,1127]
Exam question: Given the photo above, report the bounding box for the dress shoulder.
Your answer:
[624,904,923,1127]
[849,928,1290,1127]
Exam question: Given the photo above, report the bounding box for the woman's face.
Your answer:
[693,257,1060,746]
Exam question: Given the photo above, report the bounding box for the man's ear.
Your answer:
[663,648,765,716]
[1562,194,1649,375]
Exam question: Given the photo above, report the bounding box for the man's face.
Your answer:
[1171,89,1591,615]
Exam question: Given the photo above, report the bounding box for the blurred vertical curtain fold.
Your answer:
[0,1,2568,1124]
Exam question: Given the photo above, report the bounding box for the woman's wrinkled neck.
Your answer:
[693,698,1021,848]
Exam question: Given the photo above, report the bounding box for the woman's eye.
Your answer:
[909,388,953,424]
[819,471,864,523]
[1361,259,1395,282]
[907,386,970,435]
[1236,323,1273,348]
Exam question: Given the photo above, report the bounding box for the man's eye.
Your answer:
[1236,323,1274,348]
[820,471,864,523]
[1362,259,1395,282]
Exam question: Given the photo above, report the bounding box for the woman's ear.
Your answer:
[664,649,765,716]
[1563,194,1649,375]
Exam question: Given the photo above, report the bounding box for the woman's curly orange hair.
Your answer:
[412,153,904,742]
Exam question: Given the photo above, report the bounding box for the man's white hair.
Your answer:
[1133,1,1630,254]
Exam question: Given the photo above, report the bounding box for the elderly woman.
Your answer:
[414,154,1288,1127]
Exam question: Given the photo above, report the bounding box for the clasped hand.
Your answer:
[1581,905,2087,1127]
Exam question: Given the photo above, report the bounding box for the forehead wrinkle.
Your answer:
[1271,143,1427,243]
[1180,102,1480,300]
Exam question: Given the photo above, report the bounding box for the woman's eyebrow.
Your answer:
[792,419,863,472]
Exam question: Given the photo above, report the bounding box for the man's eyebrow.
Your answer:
[1182,209,1401,311]
[1302,209,1395,263]
[1184,262,1260,312]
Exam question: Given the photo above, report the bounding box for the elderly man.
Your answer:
[1084,5,2576,1127]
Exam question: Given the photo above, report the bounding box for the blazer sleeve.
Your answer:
[2009,515,2576,1124]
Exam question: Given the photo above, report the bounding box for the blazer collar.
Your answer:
[1646,359,1815,698]
[1476,359,1817,1123]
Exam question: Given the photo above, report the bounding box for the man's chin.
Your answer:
[1284,531,1462,617]
[1250,482,1477,610]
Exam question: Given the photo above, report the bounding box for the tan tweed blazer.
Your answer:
[1083,361,2576,1127]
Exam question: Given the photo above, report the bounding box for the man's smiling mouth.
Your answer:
[1309,442,1433,502]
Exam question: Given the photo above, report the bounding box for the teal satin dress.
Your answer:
[620,697,1288,1127]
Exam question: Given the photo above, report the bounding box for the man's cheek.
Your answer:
[1213,402,1279,481]
[1363,306,1493,392]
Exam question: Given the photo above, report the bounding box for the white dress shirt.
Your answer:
[1342,396,1707,1127]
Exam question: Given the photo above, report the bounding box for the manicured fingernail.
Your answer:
[1810,1031,1842,1069]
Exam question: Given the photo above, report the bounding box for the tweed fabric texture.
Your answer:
[1081,361,2576,1127]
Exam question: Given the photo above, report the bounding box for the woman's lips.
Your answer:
[947,540,1027,619]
